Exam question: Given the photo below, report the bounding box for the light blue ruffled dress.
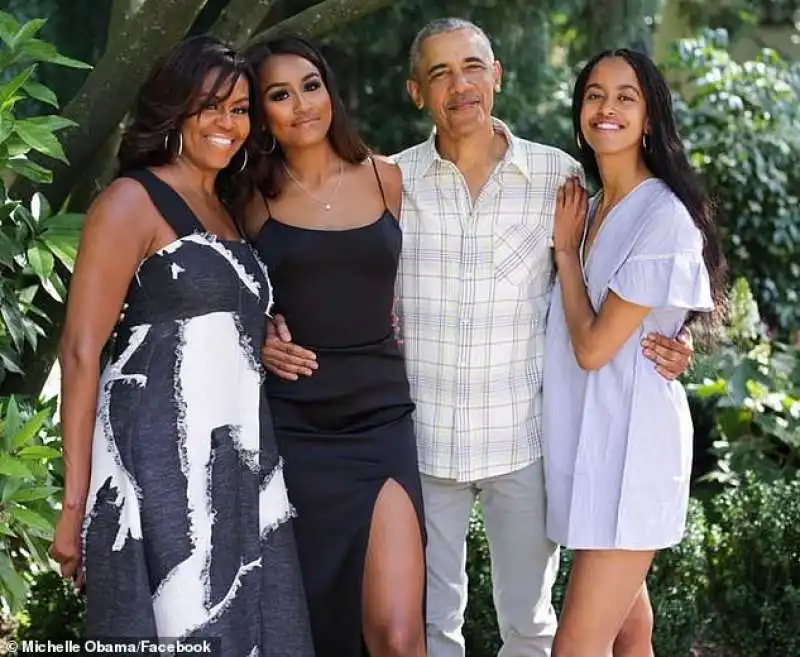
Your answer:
[542,178,713,550]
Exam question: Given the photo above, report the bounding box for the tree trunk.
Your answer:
[211,0,277,46]
[108,0,149,41]
[246,0,397,45]
[576,0,661,60]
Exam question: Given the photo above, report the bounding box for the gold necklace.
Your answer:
[283,161,345,211]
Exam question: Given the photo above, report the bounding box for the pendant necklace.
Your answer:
[284,160,344,211]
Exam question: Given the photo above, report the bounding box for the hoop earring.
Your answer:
[237,148,248,173]
[642,134,649,151]
[576,133,583,149]
[176,132,183,157]
[264,135,276,155]
[163,133,170,153]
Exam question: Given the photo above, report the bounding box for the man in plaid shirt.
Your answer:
[263,17,692,657]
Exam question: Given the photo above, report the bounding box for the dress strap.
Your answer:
[122,168,206,239]
[370,157,388,211]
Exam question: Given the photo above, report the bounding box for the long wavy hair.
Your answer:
[117,35,257,205]
[573,49,728,332]
[227,35,370,215]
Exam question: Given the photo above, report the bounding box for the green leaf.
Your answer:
[21,79,58,107]
[27,243,54,280]
[30,192,51,221]
[21,39,92,69]
[0,113,14,144]
[3,396,22,441]
[41,230,79,270]
[0,550,28,613]
[6,157,52,184]
[44,212,84,231]
[0,228,21,267]
[8,503,53,538]
[1,476,21,502]
[0,522,14,537]
[14,119,67,163]
[0,345,22,375]
[8,485,59,503]
[12,408,53,450]
[18,446,60,460]
[25,115,77,133]
[1,303,26,349]
[0,12,21,47]
[4,134,30,157]
[10,18,47,50]
[0,454,34,480]
[0,65,35,111]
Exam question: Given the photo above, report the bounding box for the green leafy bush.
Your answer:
[687,278,800,486]
[0,9,87,619]
[0,395,62,613]
[0,10,87,385]
[668,29,800,337]
[705,474,800,657]
[15,569,84,640]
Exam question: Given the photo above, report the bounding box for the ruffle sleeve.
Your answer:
[608,251,714,311]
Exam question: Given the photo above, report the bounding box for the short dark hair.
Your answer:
[573,49,728,332]
[236,35,370,207]
[408,17,494,78]
[117,35,255,177]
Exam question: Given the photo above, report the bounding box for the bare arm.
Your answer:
[555,251,651,370]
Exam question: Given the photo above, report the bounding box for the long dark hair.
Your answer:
[117,35,257,199]
[232,35,370,211]
[573,49,728,332]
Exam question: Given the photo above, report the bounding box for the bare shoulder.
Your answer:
[371,154,402,183]
[370,155,402,218]
[83,177,158,239]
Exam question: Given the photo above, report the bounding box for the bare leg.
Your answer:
[613,585,654,657]
[362,479,426,657]
[553,549,654,657]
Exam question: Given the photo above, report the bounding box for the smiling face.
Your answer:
[407,28,502,140]
[179,69,250,170]
[258,53,332,150]
[579,56,649,157]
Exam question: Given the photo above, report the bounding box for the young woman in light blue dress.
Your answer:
[542,50,727,657]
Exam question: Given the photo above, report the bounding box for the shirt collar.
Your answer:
[417,117,532,181]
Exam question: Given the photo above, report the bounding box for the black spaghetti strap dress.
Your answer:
[81,168,314,656]
[252,160,425,656]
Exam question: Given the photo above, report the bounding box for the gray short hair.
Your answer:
[408,17,495,78]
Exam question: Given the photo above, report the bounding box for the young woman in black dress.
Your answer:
[229,36,426,657]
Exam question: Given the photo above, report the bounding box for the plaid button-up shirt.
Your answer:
[393,119,581,482]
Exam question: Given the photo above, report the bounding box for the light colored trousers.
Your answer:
[422,459,560,657]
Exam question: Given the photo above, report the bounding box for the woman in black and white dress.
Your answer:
[49,36,314,655]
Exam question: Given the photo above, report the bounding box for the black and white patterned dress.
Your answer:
[81,168,314,656]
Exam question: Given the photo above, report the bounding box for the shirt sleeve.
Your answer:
[608,198,714,311]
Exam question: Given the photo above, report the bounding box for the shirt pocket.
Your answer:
[493,222,549,287]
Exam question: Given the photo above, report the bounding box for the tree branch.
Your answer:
[211,0,277,47]
[246,0,397,46]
